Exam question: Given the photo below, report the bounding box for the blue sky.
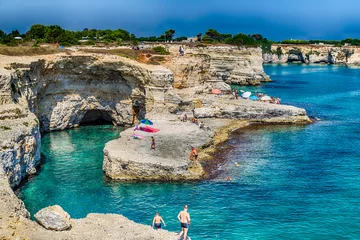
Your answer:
[0,0,358,40]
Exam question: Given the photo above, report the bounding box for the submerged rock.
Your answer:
[34,205,71,231]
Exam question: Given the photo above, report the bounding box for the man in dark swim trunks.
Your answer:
[152,212,166,230]
[188,147,198,164]
[177,205,191,240]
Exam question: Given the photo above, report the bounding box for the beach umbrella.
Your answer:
[212,88,222,94]
[140,119,153,125]
[249,95,258,101]
[241,91,251,99]
[261,96,272,101]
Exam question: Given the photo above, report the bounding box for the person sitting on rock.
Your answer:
[189,147,198,164]
[152,212,166,230]
[150,136,156,150]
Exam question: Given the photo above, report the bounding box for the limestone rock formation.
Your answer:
[193,97,311,124]
[263,44,360,65]
[164,45,270,88]
[35,205,71,231]
[103,120,210,181]
[0,105,41,187]
[8,55,173,132]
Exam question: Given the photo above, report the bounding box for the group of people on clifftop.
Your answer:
[152,205,191,240]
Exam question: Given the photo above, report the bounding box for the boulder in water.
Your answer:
[34,205,71,231]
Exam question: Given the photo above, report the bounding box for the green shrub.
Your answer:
[23,122,29,127]
[14,108,21,116]
[0,126,11,130]
[152,46,169,55]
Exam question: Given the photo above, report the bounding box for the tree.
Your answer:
[0,29,5,39]
[252,34,263,41]
[226,33,258,46]
[44,25,64,43]
[8,30,20,38]
[164,29,175,41]
[29,24,46,39]
[203,29,221,42]
[196,33,202,42]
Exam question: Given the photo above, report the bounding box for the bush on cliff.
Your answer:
[281,39,310,45]
[152,46,169,55]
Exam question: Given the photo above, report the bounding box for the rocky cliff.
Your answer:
[7,55,173,132]
[263,44,360,65]
[0,104,41,187]
[103,120,209,181]
[160,45,270,88]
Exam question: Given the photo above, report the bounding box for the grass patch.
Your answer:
[0,46,60,56]
[23,122,29,127]
[0,126,11,130]
[80,48,161,63]
[81,48,155,60]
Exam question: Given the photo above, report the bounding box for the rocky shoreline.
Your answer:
[0,46,311,239]
[103,95,310,182]
[263,44,360,65]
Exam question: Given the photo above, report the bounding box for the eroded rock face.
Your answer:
[263,44,360,65]
[164,45,270,88]
[35,205,71,231]
[193,97,311,124]
[10,55,173,132]
[0,106,41,187]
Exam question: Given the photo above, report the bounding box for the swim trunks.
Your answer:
[181,222,188,228]
[155,223,161,229]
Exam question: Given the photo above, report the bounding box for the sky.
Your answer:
[0,0,359,40]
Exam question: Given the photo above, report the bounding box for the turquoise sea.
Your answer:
[19,64,360,239]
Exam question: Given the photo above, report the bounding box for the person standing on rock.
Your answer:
[150,136,156,150]
[152,212,166,230]
[189,147,198,164]
[177,205,191,240]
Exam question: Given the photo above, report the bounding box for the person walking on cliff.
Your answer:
[152,212,166,230]
[188,147,198,164]
[177,205,191,240]
[150,136,156,150]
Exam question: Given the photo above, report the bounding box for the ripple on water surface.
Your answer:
[19,65,360,239]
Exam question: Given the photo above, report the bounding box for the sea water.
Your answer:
[19,64,360,239]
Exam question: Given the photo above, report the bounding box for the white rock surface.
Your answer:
[34,205,71,231]
[103,120,211,180]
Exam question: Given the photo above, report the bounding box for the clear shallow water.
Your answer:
[19,64,360,239]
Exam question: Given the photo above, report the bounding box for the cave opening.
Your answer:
[80,110,113,126]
